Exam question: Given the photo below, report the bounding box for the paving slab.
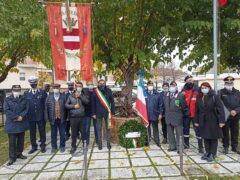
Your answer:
[134,166,158,178]
[111,167,133,179]
[87,168,108,180]
[199,163,231,174]
[88,159,109,169]
[11,173,38,180]
[61,170,83,179]
[156,165,181,177]
[131,158,152,167]
[37,171,62,180]
[111,158,130,168]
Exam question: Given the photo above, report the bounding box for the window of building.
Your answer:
[19,72,25,81]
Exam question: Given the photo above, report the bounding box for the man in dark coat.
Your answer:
[164,81,188,153]
[45,84,67,153]
[65,81,89,154]
[195,82,225,162]
[160,82,169,144]
[145,80,164,147]
[24,76,46,154]
[92,79,115,150]
[4,85,29,166]
[219,76,240,154]
[65,81,75,141]
[85,81,98,146]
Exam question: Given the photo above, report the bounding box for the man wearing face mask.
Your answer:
[92,79,115,150]
[165,81,188,153]
[43,82,51,97]
[65,81,89,154]
[65,81,75,141]
[24,76,46,154]
[4,85,29,166]
[45,84,67,153]
[160,82,170,144]
[85,81,98,146]
[219,76,240,154]
[145,80,164,147]
[182,75,203,153]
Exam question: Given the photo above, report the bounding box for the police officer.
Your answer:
[160,82,169,144]
[182,75,203,153]
[219,76,240,154]
[4,85,29,166]
[65,81,75,141]
[92,79,115,150]
[24,76,46,154]
[145,80,164,147]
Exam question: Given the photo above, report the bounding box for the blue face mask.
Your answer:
[99,85,105,90]
[30,83,37,89]
[201,89,209,94]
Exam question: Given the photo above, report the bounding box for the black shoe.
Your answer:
[70,147,76,154]
[207,154,215,162]
[223,147,229,154]
[60,147,65,153]
[156,143,161,147]
[41,148,46,153]
[167,148,177,152]
[17,154,27,160]
[201,153,209,160]
[98,143,102,150]
[107,142,111,150]
[28,149,37,154]
[7,159,16,166]
[162,138,167,144]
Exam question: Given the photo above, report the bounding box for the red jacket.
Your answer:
[182,87,199,118]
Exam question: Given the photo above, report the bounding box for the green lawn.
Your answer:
[0,123,50,165]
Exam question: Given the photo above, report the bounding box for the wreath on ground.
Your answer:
[118,120,147,148]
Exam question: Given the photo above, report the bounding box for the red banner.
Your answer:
[46,3,93,81]
[46,4,67,80]
[77,4,93,81]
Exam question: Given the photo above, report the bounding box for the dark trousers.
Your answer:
[183,116,202,142]
[161,117,167,139]
[97,117,110,145]
[148,120,160,145]
[222,117,239,149]
[51,120,66,149]
[204,139,218,156]
[70,117,86,148]
[86,117,98,145]
[8,132,25,160]
[29,121,46,150]
[65,120,71,137]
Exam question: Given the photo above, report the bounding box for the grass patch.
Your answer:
[0,122,50,165]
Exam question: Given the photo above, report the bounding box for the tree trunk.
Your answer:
[0,57,18,83]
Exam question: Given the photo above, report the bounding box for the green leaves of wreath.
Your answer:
[118,120,147,148]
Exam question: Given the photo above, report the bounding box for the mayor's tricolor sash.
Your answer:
[95,88,114,128]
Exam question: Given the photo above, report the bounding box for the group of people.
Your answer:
[145,75,240,162]
[4,74,240,166]
[4,76,115,166]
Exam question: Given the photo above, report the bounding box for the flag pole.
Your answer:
[213,0,218,93]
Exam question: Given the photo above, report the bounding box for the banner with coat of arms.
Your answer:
[46,1,93,81]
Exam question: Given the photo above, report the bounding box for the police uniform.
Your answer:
[4,85,29,166]
[65,81,75,140]
[219,76,240,153]
[24,76,46,154]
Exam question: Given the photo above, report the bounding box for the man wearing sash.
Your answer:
[92,79,115,150]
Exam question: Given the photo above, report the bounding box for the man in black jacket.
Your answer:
[45,84,67,153]
[219,76,240,154]
[65,81,89,154]
[92,79,115,150]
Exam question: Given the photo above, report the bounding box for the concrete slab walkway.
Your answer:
[1,128,240,180]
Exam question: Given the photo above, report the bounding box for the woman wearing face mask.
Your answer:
[4,85,29,166]
[45,84,67,153]
[164,81,189,153]
[194,82,225,162]
[65,81,89,154]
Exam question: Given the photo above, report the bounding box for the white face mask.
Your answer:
[225,86,233,91]
[88,85,94,90]
[163,88,169,92]
[77,87,82,93]
[13,92,20,98]
[53,89,60,94]
[148,86,154,91]
[169,87,176,93]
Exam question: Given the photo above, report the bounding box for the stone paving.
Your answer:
[1,128,240,179]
